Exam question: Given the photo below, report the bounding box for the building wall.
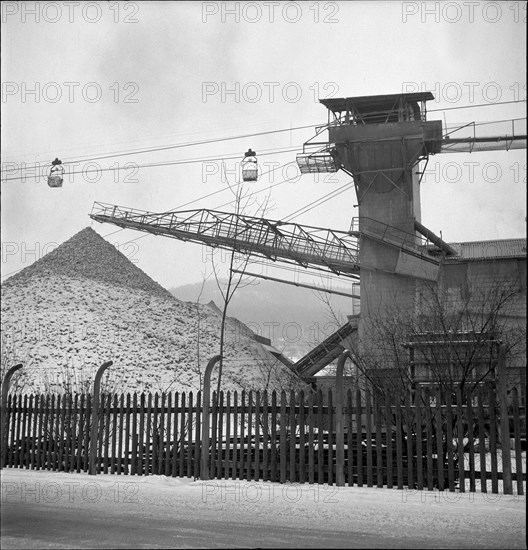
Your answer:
[436,255,526,385]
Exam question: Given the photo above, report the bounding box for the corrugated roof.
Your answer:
[320,92,434,113]
[446,238,527,260]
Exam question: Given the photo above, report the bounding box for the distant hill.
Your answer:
[1,228,300,394]
[170,277,357,359]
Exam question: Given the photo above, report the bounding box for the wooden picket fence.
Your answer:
[1,385,525,494]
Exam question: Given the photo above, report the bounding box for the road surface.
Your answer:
[1,469,525,548]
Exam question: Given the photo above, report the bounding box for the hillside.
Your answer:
[170,278,357,359]
[1,228,301,394]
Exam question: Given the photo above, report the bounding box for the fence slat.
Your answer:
[346,390,353,487]
[280,391,287,484]
[456,388,465,493]
[66,395,75,473]
[445,391,455,492]
[415,392,423,491]
[187,392,193,478]
[465,388,476,493]
[122,394,129,475]
[255,391,261,482]
[111,394,119,475]
[83,395,91,473]
[158,393,165,475]
[39,395,47,469]
[216,391,224,480]
[375,393,383,488]
[225,392,231,480]
[298,390,305,484]
[237,390,243,479]
[270,391,277,483]
[103,394,111,474]
[424,389,434,491]
[365,389,373,487]
[51,395,59,471]
[131,394,139,475]
[178,393,186,477]
[172,392,180,478]
[385,393,393,489]
[7,395,15,467]
[210,391,218,480]
[477,387,487,492]
[434,386,444,491]
[246,391,252,481]
[395,393,404,490]
[20,395,28,469]
[12,395,20,468]
[406,393,414,490]
[511,388,524,496]
[164,393,171,477]
[308,392,315,485]
[289,390,296,484]
[152,393,159,475]
[75,394,83,473]
[327,389,333,486]
[355,388,363,487]
[54,394,62,471]
[137,394,145,476]
[262,391,269,483]
[63,394,72,473]
[30,395,38,470]
[60,394,69,472]
[146,393,154,476]
[194,391,201,479]
[232,391,238,480]
[35,395,44,471]
[488,385,499,493]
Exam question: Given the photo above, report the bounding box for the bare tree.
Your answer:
[353,278,525,399]
[211,167,273,396]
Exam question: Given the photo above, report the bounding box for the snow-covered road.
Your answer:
[1,469,525,548]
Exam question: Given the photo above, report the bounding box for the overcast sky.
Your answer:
[1,1,526,291]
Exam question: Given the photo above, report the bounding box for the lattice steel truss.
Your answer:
[90,202,361,277]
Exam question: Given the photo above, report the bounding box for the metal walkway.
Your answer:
[90,202,361,277]
[292,322,357,378]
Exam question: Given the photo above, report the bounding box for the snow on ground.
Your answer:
[1,468,525,549]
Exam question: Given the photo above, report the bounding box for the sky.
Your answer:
[1,0,526,292]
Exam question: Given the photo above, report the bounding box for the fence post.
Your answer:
[335,350,350,487]
[496,343,513,495]
[1,364,23,469]
[200,355,222,480]
[89,361,113,476]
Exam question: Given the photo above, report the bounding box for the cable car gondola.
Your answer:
[241,149,258,182]
[47,158,64,188]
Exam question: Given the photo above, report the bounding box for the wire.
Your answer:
[101,161,301,242]
[1,146,302,182]
[1,122,320,171]
[214,162,301,211]
[3,99,524,172]
[283,181,355,222]
[428,100,526,113]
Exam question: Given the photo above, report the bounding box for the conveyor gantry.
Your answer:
[90,202,361,277]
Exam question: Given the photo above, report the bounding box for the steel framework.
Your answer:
[90,202,361,277]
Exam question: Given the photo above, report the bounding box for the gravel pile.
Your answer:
[4,227,173,299]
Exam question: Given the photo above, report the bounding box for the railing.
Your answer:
[440,118,527,153]
[349,217,439,262]
[90,202,361,275]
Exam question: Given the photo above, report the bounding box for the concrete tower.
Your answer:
[320,93,445,365]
